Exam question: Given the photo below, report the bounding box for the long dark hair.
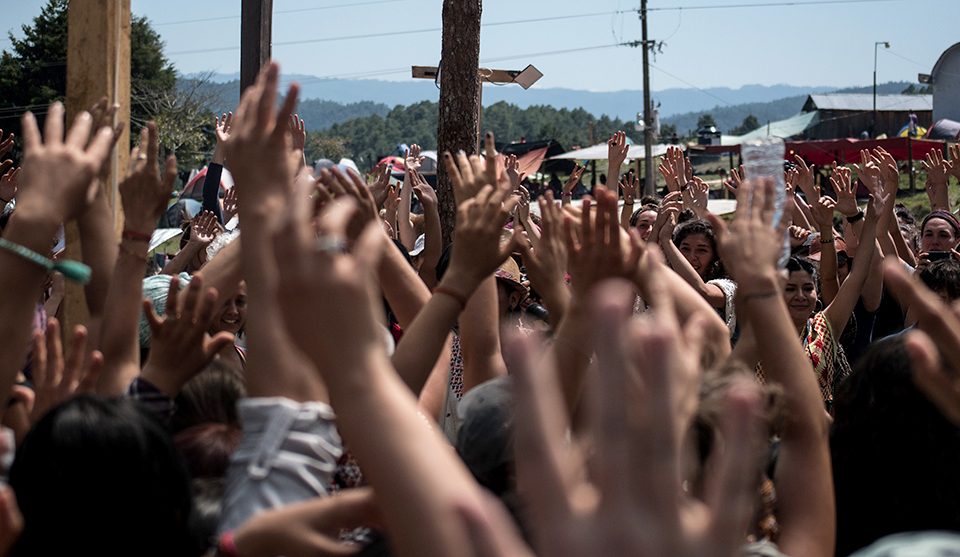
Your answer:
[9,396,201,557]
[673,219,727,281]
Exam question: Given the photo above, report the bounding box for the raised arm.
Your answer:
[224,64,329,403]
[0,103,116,413]
[412,173,442,289]
[823,161,888,336]
[618,172,638,229]
[392,155,517,398]
[709,177,835,557]
[811,195,840,305]
[657,213,727,310]
[97,123,177,396]
[397,144,422,250]
[272,187,486,557]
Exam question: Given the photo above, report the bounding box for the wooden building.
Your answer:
[800,94,932,139]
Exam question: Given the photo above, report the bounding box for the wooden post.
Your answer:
[241,0,273,94]
[435,0,482,246]
[63,0,131,332]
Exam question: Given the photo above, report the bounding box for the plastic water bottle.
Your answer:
[741,137,789,268]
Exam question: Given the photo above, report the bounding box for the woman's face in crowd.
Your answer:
[212,282,247,336]
[678,233,715,278]
[921,218,957,253]
[634,210,658,241]
[783,270,818,323]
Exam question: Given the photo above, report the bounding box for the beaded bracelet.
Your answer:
[0,238,91,284]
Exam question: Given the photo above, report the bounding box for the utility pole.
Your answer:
[640,0,655,197]
[435,0,483,246]
[63,0,131,334]
[241,0,273,94]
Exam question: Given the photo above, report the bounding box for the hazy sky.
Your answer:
[3,0,957,93]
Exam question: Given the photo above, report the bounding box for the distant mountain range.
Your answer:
[183,72,919,136]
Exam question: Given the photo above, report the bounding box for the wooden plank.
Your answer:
[63,0,131,333]
[240,0,273,93]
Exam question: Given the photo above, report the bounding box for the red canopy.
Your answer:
[693,137,947,165]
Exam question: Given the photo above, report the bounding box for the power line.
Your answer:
[154,0,405,26]
[647,62,737,106]
[643,0,901,11]
[279,41,634,88]
[168,10,625,55]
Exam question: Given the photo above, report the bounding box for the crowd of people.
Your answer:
[2,62,960,556]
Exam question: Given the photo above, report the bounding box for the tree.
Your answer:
[730,114,760,136]
[696,113,717,130]
[436,0,482,245]
[0,0,192,157]
[660,123,679,143]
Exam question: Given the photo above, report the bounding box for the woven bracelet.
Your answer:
[0,237,91,284]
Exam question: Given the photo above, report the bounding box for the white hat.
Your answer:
[409,234,426,257]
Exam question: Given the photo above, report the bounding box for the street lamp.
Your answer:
[873,41,890,137]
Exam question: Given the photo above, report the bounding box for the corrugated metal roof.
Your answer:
[806,93,932,112]
[724,111,819,145]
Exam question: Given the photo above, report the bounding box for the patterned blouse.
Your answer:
[756,310,852,407]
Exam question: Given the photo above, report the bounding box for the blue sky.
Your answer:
[3,0,958,92]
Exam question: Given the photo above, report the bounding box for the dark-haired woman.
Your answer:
[660,218,738,335]
[768,196,882,407]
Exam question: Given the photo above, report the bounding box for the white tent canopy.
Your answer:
[550,142,681,161]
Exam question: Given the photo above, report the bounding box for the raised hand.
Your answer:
[222,186,239,223]
[318,166,380,242]
[650,191,681,244]
[562,164,586,198]
[17,101,117,223]
[140,275,235,396]
[682,176,710,218]
[443,181,520,292]
[949,144,960,183]
[505,153,525,191]
[444,132,503,207]
[368,162,392,209]
[707,177,785,290]
[793,155,819,202]
[722,164,744,195]
[411,173,438,209]
[30,318,103,424]
[618,171,638,201]
[514,185,531,224]
[830,165,859,217]
[0,130,14,159]
[922,148,951,212]
[272,195,387,372]
[607,130,629,174]
[119,122,177,236]
[0,165,20,204]
[190,210,223,246]
[212,112,232,165]
[507,280,768,557]
[289,113,306,152]
[518,191,569,321]
[812,195,837,233]
[224,63,300,221]
[404,143,424,173]
[564,186,643,296]
[215,112,233,143]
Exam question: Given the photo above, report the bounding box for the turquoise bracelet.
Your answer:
[0,237,91,284]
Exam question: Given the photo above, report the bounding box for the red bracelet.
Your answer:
[122,229,152,243]
[434,286,467,310]
[217,531,239,557]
